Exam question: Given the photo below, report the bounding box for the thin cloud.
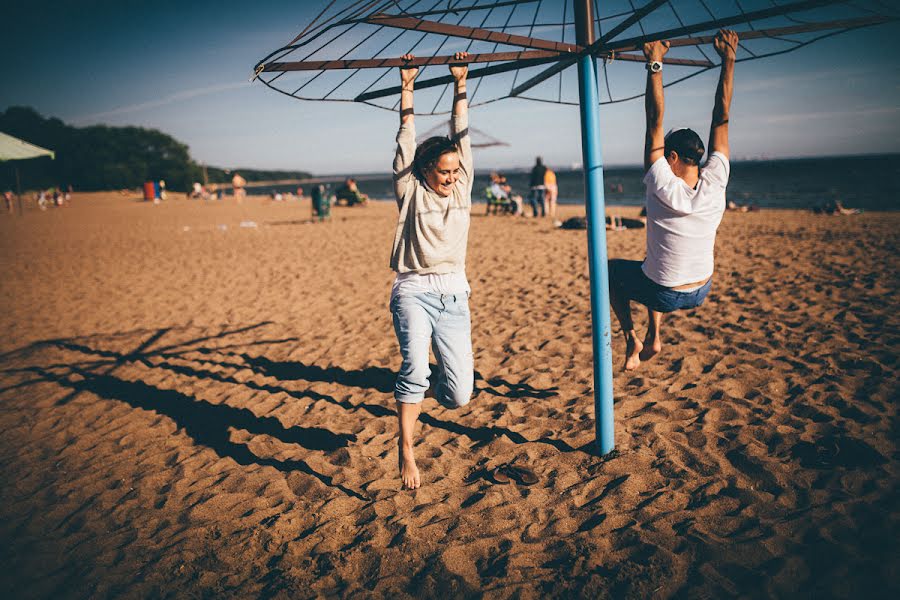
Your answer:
[668,65,883,99]
[738,65,882,94]
[72,82,249,124]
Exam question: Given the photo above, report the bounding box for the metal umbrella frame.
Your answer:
[252,0,897,455]
[253,1,897,115]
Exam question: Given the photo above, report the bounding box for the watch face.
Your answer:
[651,61,662,73]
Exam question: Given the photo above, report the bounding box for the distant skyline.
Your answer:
[3,1,899,175]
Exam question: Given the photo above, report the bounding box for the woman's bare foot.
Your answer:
[639,336,662,361]
[624,332,643,370]
[399,443,421,489]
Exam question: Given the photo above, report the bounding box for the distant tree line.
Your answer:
[0,107,310,192]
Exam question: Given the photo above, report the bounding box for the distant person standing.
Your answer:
[544,165,559,225]
[528,157,547,217]
[232,173,247,201]
[310,183,330,221]
[608,30,738,370]
[3,190,13,213]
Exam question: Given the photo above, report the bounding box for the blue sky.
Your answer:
[3,1,899,174]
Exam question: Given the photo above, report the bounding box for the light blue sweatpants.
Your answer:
[391,292,474,408]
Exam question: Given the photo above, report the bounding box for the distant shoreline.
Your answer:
[300,152,900,180]
[240,153,900,211]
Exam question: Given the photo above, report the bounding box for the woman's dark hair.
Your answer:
[413,136,459,180]
[664,128,705,165]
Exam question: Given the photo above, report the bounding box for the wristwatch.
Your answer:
[646,60,662,73]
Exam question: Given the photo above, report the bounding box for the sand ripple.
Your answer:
[0,194,897,597]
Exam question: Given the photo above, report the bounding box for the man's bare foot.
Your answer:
[624,333,643,371]
[639,337,662,361]
[399,443,421,489]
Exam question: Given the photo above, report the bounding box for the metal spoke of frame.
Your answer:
[606,0,668,42]
[605,0,847,51]
[262,15,891,98]
[609,53,711,66]
[626,0,648,38]
[432,0,506,113]
[509,0,544,90]
[666,0,715,66]
[559,0,568,102]
[358,30,430,101]
[606,15,894,53]
[324,0,450,99]
[263,0,381,65]
[341,51,711,103]
[354,53,565,101]
[508,53,574,96]
[265,49,565,73]
[510,0,669,97]
[287,0,413,95]
[277,0,392,65]
[372,0,467,108]
[295,0,436,96]
[363,13,583,53]
[395,0,474,106]
[482,20,573,28]
[734,0,756,30]
[596,24,874,106]
[287,0,357,46]
[470,0,519,105]
[345,0,540,21]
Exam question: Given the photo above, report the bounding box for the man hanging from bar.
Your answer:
[608,29,738,371]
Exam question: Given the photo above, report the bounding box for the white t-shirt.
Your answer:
[642,152,729,287]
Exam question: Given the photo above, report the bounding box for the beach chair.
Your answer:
[484,187,511,215]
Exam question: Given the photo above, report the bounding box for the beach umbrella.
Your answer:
[417,122,510,148]
[0,131,55,215]
[253,1,898,455]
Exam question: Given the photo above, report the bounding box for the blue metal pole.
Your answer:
[574,0,615,455]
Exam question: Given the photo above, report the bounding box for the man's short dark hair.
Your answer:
[413,136,459,180]
[664,128,705,165]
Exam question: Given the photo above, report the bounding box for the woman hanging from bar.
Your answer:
[389,52,474,490]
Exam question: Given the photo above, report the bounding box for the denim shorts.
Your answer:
[390,292,474,408]
[608,259,712,313]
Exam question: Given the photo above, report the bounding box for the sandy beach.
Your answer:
[0,193,896,598]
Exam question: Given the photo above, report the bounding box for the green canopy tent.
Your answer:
[0,131,55,215]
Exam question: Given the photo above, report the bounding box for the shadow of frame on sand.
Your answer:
[2,322,582,502]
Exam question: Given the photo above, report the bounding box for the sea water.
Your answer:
[251,154,900,211]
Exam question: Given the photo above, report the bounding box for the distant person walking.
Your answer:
[231,173,246,201]
[528,157,547,217]
[390,52,474,490]
[608,29,738,370]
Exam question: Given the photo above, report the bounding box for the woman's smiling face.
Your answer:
[425,152,461,197]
